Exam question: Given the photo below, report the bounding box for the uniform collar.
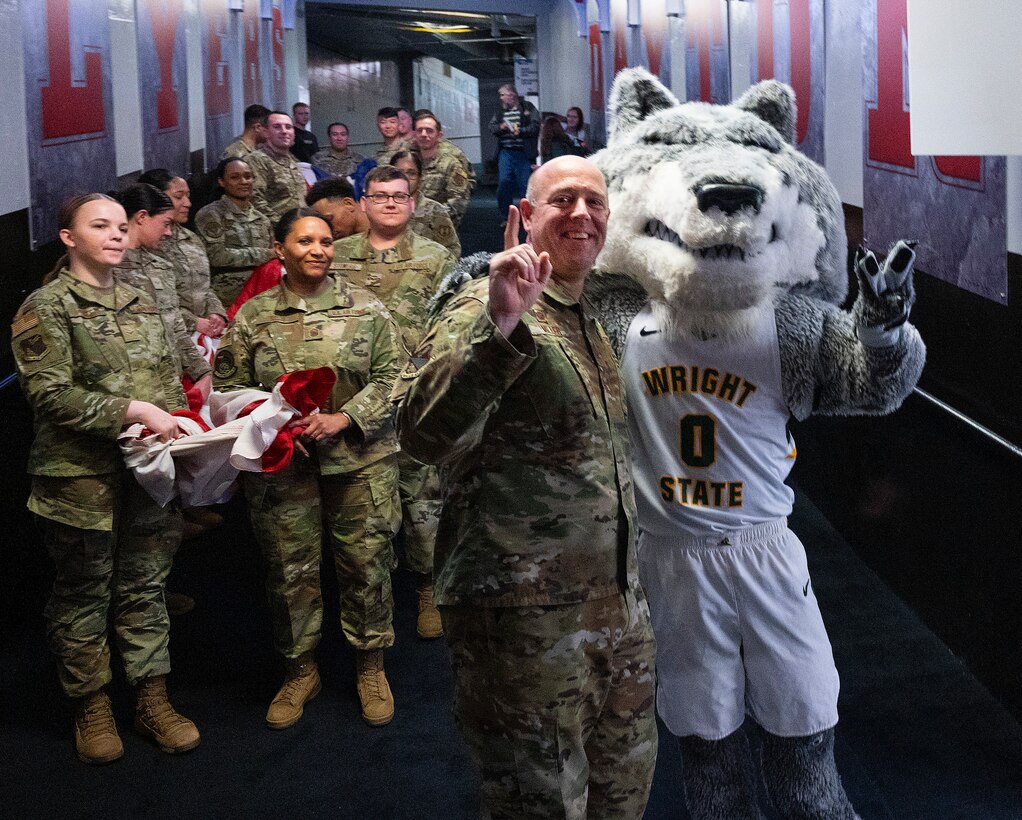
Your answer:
[275,274,353,312]
[542,276,587,309]
[346,230,414,262]
[59,269,138,310]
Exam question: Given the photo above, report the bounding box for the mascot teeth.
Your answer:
[645,219,749,261]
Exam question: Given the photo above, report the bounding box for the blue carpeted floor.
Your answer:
[2,185,1020,818]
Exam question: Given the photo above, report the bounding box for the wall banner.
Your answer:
[136,0,190,175]
[863,0,1006,304]
[265,2,286,111]
[242,0,262,107]
[21,0,118,249]
[201,0,235,166]
[684,0,730,103]
[747,0,825,165]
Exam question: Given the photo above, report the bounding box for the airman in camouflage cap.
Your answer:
[395,157,657,817]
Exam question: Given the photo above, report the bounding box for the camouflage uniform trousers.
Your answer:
[442,591,658,819]
[39,474,183,698]
[244,454,400,657]
[395,451,440,575]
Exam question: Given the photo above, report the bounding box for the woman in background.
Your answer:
[539,115,578,165]
[138,168,226,340]
[194,157,275,307]
[564,106,589,152]
[11,194,200,764]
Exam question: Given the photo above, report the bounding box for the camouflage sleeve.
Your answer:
[443,159,472,224]
[169,308,212,381]
[247,153,276,223]
[211,310,254,392]
[340,307,402,440]
[11,295,131,440]
[776,293,926,421]
[434,211,461,258]
[177,302,200,333]
[195,207,273,269]
[395,295,537,465]
[203,289,227,321]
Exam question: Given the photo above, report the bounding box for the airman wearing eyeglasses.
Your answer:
[330,164,455,638]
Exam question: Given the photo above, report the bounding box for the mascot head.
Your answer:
[594,68,847,337]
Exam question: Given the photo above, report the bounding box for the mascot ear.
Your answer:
[735,80,797,144]
[608,67,679,142]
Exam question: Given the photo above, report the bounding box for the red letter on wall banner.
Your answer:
[757,0,810,145]
[687,0,725,102]
[244,3,261,106]
[789,0,811,145]
[146,0,184,129]
[272,7,286,102]
[205,5,230,117]
[756,0,774,78]
[41,0,105,139]
[590,23,604,111]
[869,0,980,182]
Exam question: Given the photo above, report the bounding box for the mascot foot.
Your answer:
[681,729,764,820]
[761,727,857,819]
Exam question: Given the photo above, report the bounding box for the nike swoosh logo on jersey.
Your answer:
[803,579,811,597]
[639,327,659,337]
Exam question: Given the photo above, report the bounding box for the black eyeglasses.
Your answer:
[365,193,411,204]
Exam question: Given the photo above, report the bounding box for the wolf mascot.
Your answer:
[584,68,925,819]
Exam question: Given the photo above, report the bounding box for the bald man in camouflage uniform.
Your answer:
[395,157,657,818]
[249,112,308,225]
[332,165,454,640]
[413,112,475,226]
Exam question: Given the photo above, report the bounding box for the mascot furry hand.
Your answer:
[586,68,925,820]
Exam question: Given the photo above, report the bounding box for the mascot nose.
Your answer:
[694,183,764,215]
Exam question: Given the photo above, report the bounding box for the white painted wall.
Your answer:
[535,0,590,123]
[414,57,482,164]
[0,0,30,215]
[186,1,206,154]
[306,44,401,152]
[109,3,144,177]
[824,0,864,210]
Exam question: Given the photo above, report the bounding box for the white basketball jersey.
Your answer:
[622,304,796,536]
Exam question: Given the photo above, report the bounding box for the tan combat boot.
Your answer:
[416,575,443,639]
[74,690,123,765]
[266,653,321,729]
[134,675,201,754]
[356,650,394,726]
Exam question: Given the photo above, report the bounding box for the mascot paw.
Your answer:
[854,240,917,347]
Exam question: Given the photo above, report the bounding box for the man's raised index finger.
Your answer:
[504,205,521,250]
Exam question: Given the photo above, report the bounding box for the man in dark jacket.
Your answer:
[488,84,540,221]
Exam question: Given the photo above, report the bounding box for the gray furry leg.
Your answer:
[760,728,858,819]
[681,730,764,820]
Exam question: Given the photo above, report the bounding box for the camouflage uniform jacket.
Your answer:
[214,275,402,475]
[395,276,642,607]
[194,196,274,273]
[154,223,226,330]
[409,192,461,258]
[419,140,475,226]
[373,138,417,165]
[330,230,454,358]
[248,147,308,224]
[11,269,187,480]
[311,147,366,178]
[220,137,259,163]
[113,248,212,382]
